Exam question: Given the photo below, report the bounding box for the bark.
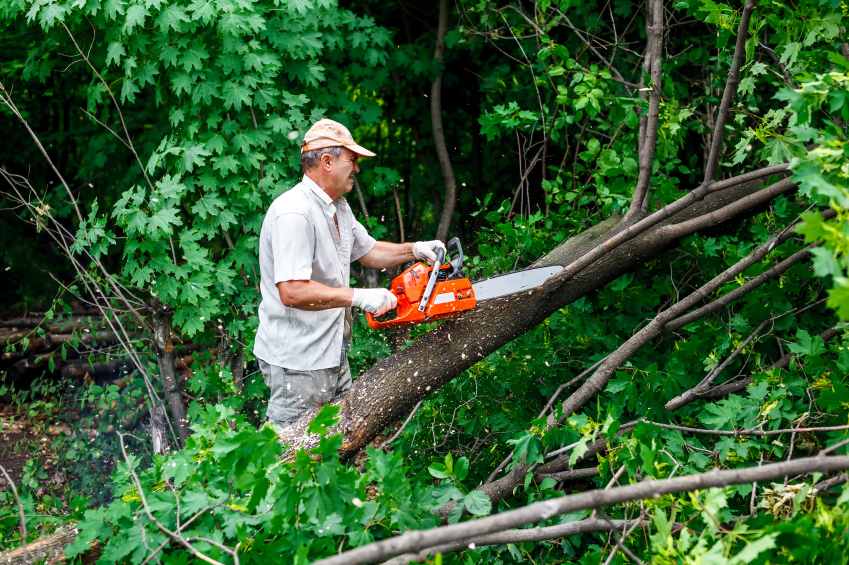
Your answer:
[636,0,653,161]
[150,401,171,456]
[317,455,849,565]
[151,299,190,444]
[276,172,787,457]
[431,0,457,242]
[0,525,101,565]
[384,518,640,565]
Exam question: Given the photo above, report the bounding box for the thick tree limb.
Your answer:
[314,455,849,565]
[536,466,601,482]
[440,422,638,518]
[662,237,827,334]
[381,518,641,565]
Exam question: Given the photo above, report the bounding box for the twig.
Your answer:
[641,419,849,436]
[598,509,645,565]
[0,463,28,563]
[117,434,232,565]
[381,400,423,451]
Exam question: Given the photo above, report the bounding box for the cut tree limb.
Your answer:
[0,525,101,565]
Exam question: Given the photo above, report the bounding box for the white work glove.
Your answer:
[412,240,447,264]
[351,288,398,316]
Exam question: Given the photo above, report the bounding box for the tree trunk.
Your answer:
[149,401,171,456]
[219,333,246,395]
[151,299,190,445]
[278,176,780,457]
[431,0,456,242]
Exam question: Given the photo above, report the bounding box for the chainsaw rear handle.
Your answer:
[365,311,391,329]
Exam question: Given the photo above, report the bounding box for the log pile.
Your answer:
[0,311,206,394]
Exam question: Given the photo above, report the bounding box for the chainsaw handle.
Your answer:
[366,311,395,329]
[418,246,445,313]
[446,237,464,278]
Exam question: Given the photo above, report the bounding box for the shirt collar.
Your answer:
[302,175,335,210]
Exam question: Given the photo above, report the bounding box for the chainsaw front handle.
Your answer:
[418,246,446,313]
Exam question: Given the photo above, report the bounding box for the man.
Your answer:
[254,118,445,429]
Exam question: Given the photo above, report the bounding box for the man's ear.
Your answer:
[321,152,333,171]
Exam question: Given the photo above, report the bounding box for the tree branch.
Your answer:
[623,0,663,224]
[701,0,757,182]
[382,518,642,565]
[431,0,456,242]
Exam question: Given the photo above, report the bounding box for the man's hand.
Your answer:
[351,288,398,316]
[412,240,447,264]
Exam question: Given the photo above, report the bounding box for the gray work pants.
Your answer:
[258,347,352,429]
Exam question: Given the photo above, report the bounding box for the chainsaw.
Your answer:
[366,237,562,329]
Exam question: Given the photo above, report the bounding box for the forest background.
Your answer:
[1,0,849,563]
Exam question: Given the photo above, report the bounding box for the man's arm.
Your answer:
[277,280,353,311]
[358,241,415,270]
[278,280,397,315]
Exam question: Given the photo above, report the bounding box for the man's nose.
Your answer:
[353,161,360,173]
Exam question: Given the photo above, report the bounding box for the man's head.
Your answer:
[300,119,375,200]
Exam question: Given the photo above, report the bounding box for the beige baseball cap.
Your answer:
[301,119,376,158]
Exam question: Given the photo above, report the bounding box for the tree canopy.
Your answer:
[1,0,849,563]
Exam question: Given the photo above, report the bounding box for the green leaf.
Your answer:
[463,490,492,516]
[787,329,826,357]
[446,501,464,524]
[728,533,778,565]
[222,82,252,110]
[182,144,211,173]
[428,463,451,479]
[453,457,470,481]
[155,4,189,32]
[507,432,544,467]
[306,404,340,436]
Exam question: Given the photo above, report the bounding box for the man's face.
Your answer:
[328,148,360,196]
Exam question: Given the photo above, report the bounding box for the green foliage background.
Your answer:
[1,0,849,563]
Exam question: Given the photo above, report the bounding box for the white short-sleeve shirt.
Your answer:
[254,175,376,370]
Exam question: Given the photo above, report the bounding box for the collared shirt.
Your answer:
[254,175,376,370]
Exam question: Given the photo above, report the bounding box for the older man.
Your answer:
[254,119,444,429]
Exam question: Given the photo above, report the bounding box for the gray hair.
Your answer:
[301,146,344,172]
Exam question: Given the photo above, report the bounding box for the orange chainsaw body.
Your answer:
[366,261,477,329]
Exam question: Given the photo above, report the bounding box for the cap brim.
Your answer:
[347,143,376,158]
